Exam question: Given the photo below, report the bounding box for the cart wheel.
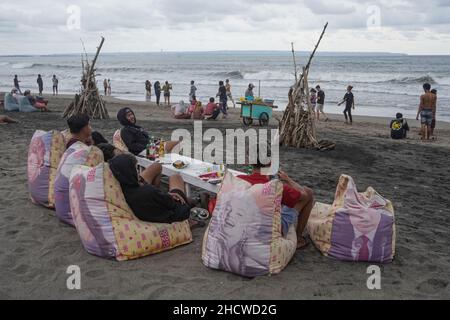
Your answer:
[243,117,253,126]
[259,112,269,126]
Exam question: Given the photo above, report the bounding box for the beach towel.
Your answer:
[202,172,297,277]
[113,129,129,153]
[18,96,39,113]
[54,142,104,226]
[69,163,193,260]
[4,93,19,112]
[307,175,396,263]
[28,130,66,209]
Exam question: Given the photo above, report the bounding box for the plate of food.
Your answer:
[172,160,189,169]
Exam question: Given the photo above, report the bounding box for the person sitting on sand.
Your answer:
[338,85,355,125]
[390,113,410,140]
[97,143,124,162]
[0,115,19,124]
[204,97,221,120]
[416,83,436,140]
[117,107,180,155]
[24,90,50,112]
[171,100,191,119]
[188,96,197,114]
[237,148,315,249]
[191,101,204,120]
[109,154,193,224]
[431,89,437,137]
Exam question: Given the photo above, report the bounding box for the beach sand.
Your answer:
[0,94,449,299]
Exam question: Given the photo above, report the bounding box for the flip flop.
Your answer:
[190,207,210,221]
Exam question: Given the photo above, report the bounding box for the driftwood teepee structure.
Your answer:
[280,23,334,150]
[63,37,109,119]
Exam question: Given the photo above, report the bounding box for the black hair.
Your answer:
[209,97,215,103]
[316,85,320,89]
[191,80,195,84]
[97,143,116,162]
[67,114,90,134]
[396,113,403,119]
[423,83,431,91]
[431,89,437,95]
[91,131,108,146]
[219,81,224,86]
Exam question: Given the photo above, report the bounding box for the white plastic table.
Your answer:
[136,153,245,196]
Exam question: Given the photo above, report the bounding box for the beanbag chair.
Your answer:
[54,142,104,226]
[113,129,129,153]
[69,162,193,260]
[202,172,297,277]
[4,94,19,112]
[61,129,73,145]
[28,130,66,208]
[18,96,39,113]
[307,175,396,263]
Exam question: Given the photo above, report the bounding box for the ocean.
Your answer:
[1,52,449,122]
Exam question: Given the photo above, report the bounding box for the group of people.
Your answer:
[145,80,173,106]
[14,75,59,97]
[309,85,330,122]
[59,105,315,247]
[8,87,51,112]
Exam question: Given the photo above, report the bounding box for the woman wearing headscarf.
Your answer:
[117,107,180,156]
[109,154,191,223]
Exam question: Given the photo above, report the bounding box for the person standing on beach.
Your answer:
[225,79,235,108]
[217,81,228,118]
[430,89,437,137]
[416,83,436,140]
[189,80,197,103]
[13,75,22,94]
[162,81,172,105]
[338,85,355,125]
[154,81,161,106]
[103,79,108,96]
[310,88,317,115]
[107,79,112,96]
[145,80,152,101]
[245,83,255,99]
[315,85,328,121]
[37,74,44,96]
[52,75,59,96]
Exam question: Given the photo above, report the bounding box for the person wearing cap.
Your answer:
[245,83,255,99]
[338,85,355,124]
[390,113,410,140]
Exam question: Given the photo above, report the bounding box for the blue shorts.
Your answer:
[281,206,298,237]
[421,109,433,126]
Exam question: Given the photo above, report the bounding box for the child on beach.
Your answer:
[338,85,355,124]
[390,113,410,140]
[162,81,172,105]
[237,148,315,249]
[416,83,436,140]
[225,79,235,108]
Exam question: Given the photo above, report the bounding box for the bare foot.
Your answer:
[297,237,309,250]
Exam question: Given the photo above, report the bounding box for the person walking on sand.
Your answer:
[103,79,108,96]
[430,89,438,137]
[13,75,22,94]
[189,80,197,103]
[315,85,329,121]
[154,81,161,106]
[107,79,112,96]
[52,75,59,96]
[225,79,235,108]
[145,80,152,101]
[217,81,228,118]
[416,83,436,141]
[37,74,44,96]
[338,85,355,125]
[162,81,172,105]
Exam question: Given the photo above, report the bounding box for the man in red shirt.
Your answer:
[238,156,315,249]
[204,97,221,120]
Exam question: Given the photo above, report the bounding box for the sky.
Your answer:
[1,0,450,55]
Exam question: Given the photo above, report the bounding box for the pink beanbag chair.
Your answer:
[202,172,297,277]
[54,142,104,226]
[307,175,396,263]
[69,163,193,260]
[28,130,66,208]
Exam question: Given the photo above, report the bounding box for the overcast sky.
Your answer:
[1,0,450,55]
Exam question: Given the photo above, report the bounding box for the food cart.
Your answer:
[237,98,278,126]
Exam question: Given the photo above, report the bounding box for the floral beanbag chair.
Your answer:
[28,130,66,209]
[54,142,104,226]
[113,129,129,153]
[69,162,193,260]
[202,172,297,277]
[307,175,396,263]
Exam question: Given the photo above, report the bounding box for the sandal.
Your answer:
[190,207,210,221]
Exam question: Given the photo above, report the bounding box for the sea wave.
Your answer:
[384,75,437,85]
[211,70,244,79]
